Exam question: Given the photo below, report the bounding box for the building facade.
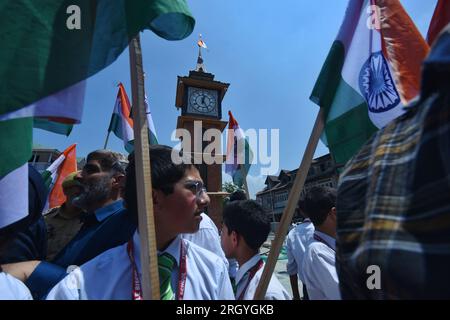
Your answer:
[256,154,339,223]
[28,147,61,173]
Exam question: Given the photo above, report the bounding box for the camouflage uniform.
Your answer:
[44,204,83,261]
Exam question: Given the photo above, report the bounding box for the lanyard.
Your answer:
[237,259,264,300]
[313,233,335,252]
[127,239,188,300]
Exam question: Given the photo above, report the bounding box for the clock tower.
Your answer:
[174,46,229,227]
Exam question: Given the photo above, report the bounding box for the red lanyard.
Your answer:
[127,239,188,300]
[313,233,335,252]
[237,259,264,300]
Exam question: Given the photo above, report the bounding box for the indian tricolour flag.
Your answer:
[310,0,429,166]
[108,84,159,153]
[42,144,78,211]
[0,0,194,229]
[225,111,253,188]
[108,83,135,153]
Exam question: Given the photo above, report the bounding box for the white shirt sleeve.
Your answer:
[285,235,298,276]
[217,260,236,300]
[0,272,33,300]
[304,245,341,300]
[46,268,85,300]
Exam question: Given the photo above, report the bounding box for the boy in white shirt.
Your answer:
[286,212,314,300]
[47,145,234,300]
[301,186,341,300]
[220,200,291,300]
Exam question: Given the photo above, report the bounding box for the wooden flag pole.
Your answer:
[242,166,250,199]
[253,107,325,300]
[129,34,160,300]
[103,131,111,149]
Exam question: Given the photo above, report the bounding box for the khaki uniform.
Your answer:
[44,204,83,261]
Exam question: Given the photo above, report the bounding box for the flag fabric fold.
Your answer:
[145,94,159,146]
[427,0,450,46]
[108,84,135,153]
[108,84,158,153]
[41,144,78,210]
[310,0,429,166]
[198,39,207,49]
[0,0,194,230]
[225,111,253,188]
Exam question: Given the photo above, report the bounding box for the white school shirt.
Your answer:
[285,219,315,283]
[181,213,229,269]
[302,231,341,300]
[46,231,235,300]
[181,213,238,278]
[235,254,291,300]
[0,272,33,300]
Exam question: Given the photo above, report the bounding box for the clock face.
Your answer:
[189,89,217,114]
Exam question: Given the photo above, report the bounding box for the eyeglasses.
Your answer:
[184,180,208,200]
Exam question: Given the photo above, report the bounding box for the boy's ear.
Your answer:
[329,207,337,221]
[330,206,337,216]
[232,230,239,247]
[152,189,161,207]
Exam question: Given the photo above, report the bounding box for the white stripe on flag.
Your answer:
[0,163,28,228]
[0,80,86,123]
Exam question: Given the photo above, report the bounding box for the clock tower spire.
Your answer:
[195,34,207,73]
[174,37,230,227]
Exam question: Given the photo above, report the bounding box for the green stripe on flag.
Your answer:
[34,118,73,136]
[108,113,123,140]
[310,40,377,166]
[0,0,195,116]
[0,118,32,178]
[310,41,345,121]
[325,103,377,165]
[149,130,159,146]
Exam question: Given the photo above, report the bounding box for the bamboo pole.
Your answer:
[103,131,111,149]
[128,34,160,300]
[253,107,325,300]
[242,165,250,199]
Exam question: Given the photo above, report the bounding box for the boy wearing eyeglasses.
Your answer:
[46,145,234,300]
[220,200,291,300]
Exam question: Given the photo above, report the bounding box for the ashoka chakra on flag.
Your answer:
[359,51,401,113]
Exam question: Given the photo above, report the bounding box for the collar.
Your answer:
[314,230,336,251]
[93,200,124,222]
[303,218,311,223]
[235,254,262,285]
[133,231,182,275]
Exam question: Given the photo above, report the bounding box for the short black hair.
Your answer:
[124,145,196,218]
[86,149,126,175]
[229,190,247,202]
[300,186,336,227]
[223,200,270,251]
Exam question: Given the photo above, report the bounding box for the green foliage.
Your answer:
[221,182,244,205]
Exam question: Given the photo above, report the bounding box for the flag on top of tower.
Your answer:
[198,34,208,49]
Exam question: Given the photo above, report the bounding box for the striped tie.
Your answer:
[158,253,176,300]
[231,277,237,295]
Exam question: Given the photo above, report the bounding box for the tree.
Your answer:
[222,182,246,204]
